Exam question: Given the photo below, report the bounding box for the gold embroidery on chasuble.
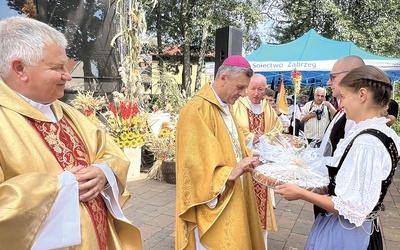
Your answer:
[246,109,268,230]
[247,109,265,135]
[27,117,108,250]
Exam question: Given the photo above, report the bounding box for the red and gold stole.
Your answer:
[246,108,269,230]
[27,117,108,250]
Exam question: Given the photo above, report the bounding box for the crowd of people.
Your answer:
[1,15,399,250]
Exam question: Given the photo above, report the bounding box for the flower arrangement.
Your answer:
[70,91,105,125]
[146,121,176,180]
[150,122,176,161]
[103,91,149,149]
[291,68,302,95]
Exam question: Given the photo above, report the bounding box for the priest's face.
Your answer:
[21,43,71,104]
[247,77,266,104]
[222,72,250,104]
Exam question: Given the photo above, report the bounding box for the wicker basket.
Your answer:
[161,160,176,184]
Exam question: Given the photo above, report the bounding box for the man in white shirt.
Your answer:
[301,87,336,146]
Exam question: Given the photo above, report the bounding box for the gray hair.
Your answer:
[0,17,67,77]
[215,64,254,79]
[314,87,326,95]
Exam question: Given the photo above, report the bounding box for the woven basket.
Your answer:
[161,160,176,184]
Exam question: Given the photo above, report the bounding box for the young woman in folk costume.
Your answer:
[275,65,399,250]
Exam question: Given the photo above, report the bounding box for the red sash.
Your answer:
[246,109,269,230]
[28,117,108,249]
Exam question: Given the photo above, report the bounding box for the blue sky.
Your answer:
[0,1,22,19]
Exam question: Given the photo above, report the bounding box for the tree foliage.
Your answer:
[145,0,269,95]
[7,0,119,81]
[271,0,400,57]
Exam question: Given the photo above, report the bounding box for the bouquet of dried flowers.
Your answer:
[103,91,149,149]
[70,91,105,125]
[146,121,176,180]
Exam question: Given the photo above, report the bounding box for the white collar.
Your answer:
[246,96,262,114]
[18,93,57,123]
[210,84,230,115]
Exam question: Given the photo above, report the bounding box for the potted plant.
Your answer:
[146,121,176,184]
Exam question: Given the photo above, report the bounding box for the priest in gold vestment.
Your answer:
[233,74,281,248]
[176,55,265,249]
[0,17,141,249]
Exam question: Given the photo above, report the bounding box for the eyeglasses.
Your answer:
[329,71,349,81]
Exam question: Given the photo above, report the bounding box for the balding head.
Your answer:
[328,55,365,98]
[335,55,365,71]
[247,74,267,104]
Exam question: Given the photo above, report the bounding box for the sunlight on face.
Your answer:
[224,73,250,105]
[339,86,357,121]
[23,44,71,103]
[247,84,265,104]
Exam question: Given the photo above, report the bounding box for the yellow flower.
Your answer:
[123,140,132,148]
[136,137,144,145]
[117,140,124,148]
[122,119,131,127]
[131,139,139,148]
[159,128,170,137]
[127,132,135,140]
[101,92,149,149]
[120,132,129,140]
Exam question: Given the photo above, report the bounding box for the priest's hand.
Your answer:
[73,165,107,202]
[228,156,262,180]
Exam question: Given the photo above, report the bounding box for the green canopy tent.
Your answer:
[246,29,400,86]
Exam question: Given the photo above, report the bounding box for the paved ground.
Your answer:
[124,169,400,249]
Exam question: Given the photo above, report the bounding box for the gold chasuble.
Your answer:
[233,97,283,144]
[0,81,142,250]
[176,84,265,250]
[27,117,108,249]
[233,97,280,231]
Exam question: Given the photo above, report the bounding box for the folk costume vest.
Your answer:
[328,111,347,156]
[326,129,399,250]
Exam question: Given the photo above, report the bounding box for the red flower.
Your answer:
[107,101,118,117]
[85,109,93,116]
[119,101,140,119]
[291,70,302,79]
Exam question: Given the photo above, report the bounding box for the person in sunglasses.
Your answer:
[319,55,365,157]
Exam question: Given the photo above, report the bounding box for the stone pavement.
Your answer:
[124,170,400,249]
